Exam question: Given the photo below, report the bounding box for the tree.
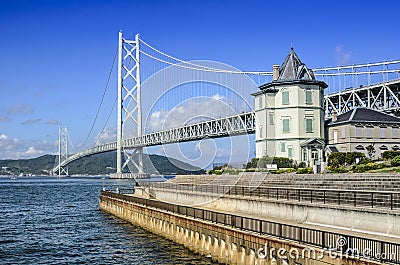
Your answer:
[366,143,376,160]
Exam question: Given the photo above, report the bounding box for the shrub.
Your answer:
[331,166,349,173]
[246,158,259,169]
[247,156,295,169]
[391,155,400,166]
[354,164,367,173]
[296,167,313,174]
[382,151,400,160]
[328,152,366,169]
[345,152,365,165]
[328,153,345,168]
[298,161,307,168]
[353,162,378,173]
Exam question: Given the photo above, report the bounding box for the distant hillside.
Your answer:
[0,152,205,176]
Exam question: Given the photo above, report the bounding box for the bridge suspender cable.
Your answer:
[94,95,117,146]
[82,47,118,149]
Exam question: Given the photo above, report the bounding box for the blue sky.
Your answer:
[0,0,399,163]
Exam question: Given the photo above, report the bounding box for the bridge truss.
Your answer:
[324,79,400,117]
[53,112,255,171]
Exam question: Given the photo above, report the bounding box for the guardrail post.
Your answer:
[391,193,393,210]
[354,192,357,207]
[371,192,374,208]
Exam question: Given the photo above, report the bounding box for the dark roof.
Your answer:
[327,108,400,125]
[278,48,315,80]
[326,145,339,153]
[256,49,327,92]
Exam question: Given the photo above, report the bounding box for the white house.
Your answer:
[252,49,327,166]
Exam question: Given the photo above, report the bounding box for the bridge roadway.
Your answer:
[53,111,256,172]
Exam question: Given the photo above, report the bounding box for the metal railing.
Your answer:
[141,182,400,210]
[100,191,400,264]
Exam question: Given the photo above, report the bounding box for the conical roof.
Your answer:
[278,48,315,80]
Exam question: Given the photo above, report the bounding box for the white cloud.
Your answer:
[45,119,61,125]
[21,118,42,125]
[336,45,351,65]
[7,104,33,116]
[0,133,57,159]
[0,134,21,151]
[0,115,11,122]
[145,94,237,132]
[23,146,44,156]
[94,127,117,145]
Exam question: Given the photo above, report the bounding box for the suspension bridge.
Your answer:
[52,32,400,176]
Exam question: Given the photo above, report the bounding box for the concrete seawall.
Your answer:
[145,187,400,237]
[99,191,389,265]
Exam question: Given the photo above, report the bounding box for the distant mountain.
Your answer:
[0,152,205,176]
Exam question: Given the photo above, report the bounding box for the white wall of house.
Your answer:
[254,83,325,163]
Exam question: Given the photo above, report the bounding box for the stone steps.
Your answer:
[168,173,400,191]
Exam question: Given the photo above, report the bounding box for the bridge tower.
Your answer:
[57,126,69,176]
[116,31,143,176]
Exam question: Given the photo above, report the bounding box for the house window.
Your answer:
[259,125,263,138]
[333,131,338,143]
[303,149,308,161]
[380,127,386,138]
[341,127,346,138]
[311,150,319,159]
[282,91,289,105]
[280,142,286,152]
[269,112,274,125]
[288,146,293,158]
[366,127,373,138]
[282,118,290,133]
[356,126,363,138]
[259,97,263,109]
[355,145,364,150]
[305,118,313,133]
[393,127,399,138]
[305,90,312,105]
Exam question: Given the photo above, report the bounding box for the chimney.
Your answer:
[332,110,337,122]
[272,64,279,81]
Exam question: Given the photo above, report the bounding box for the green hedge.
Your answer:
[392,155,400,166]
[382,151,400,160]
[246,156,295,169]
[296,167,313,174]
[353,162,378,173]
[328,152,365,169]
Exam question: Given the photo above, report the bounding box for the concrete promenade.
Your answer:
[99,173,400,264]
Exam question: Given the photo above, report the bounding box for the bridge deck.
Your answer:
[53,112,255,172]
